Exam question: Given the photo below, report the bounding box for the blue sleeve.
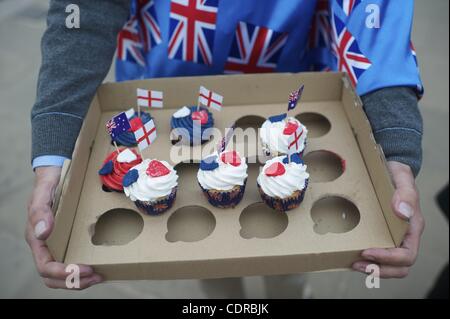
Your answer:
[330,0,423,96]
[32,155,68,170]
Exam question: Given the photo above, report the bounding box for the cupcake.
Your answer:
[98,148,142,193]
[112,110,153,147]
[260,114,308,157]
[122,159,178,215]
[257,153,309,212]
[170,106,214,145]
[197,151,248,208]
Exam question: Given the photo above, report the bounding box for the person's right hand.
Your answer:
[26,166,103,289]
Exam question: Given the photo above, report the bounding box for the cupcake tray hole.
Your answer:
[91,209,144,246]
[239,203,288,239]
[311,197,360,235]
[234,115,266,130]
[295,112,331,138]
[166,206,216,243]
[303,150,345,183]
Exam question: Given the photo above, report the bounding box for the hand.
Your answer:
[26,166,103,289]
[352,161,425,278]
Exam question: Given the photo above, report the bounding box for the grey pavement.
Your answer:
[0,0,448,298]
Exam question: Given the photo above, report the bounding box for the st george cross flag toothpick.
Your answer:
[198,86,223,111]
[217,124,235,153]
[288,84,304,111]
[106,112,131,139]
[137,88,163,108]
[287,125,304,155]
[132,118,157,151]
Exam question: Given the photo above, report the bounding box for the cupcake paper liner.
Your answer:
[134,187,178,216]
[199,179,247,209]
[101,185,124,194]
[257,179,309,212]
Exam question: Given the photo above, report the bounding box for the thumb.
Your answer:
[29,167,61,240]
[30,203,55,240]
[388,162,418,221]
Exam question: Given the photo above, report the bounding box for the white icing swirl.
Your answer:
[197,152,248,191]
[257,156,309,198]
[260,117,307,155]
[172,106,191,118]
[124,159,178,202]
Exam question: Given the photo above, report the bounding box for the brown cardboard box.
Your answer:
[48,72,407,280]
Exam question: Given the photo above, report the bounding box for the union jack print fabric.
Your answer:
[117,17,146,66]
[137,0,162,52]
[168,0,219,65]
[225,21,288,74]
[331,13,371,87]
[336,0,362,16]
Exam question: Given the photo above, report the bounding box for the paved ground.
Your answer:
[0,0,448,298]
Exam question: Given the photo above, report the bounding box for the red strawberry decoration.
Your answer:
[221,151,241,167]
[146,160,170,177]
[191,110,209,125]
[283,121,299,135]
[265,162,286,177]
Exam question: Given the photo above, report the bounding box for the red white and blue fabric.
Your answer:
[331,13,371,87]
[116,0,423,98]
[308,0,332,50]
[168,0,218,66]
[336,0,362,16]
[410,42,418,68]
[225,21,288,74]
[138,0,162,51]
[117,17,146,67]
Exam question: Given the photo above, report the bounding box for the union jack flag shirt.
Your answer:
[116,0,423,96]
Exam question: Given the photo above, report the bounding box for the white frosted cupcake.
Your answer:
[197,151,248,208]
[260,114,308,156]
[257,154,309,212]
[123,159,178,215]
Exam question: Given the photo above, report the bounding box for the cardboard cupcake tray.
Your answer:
[48,72,407,280]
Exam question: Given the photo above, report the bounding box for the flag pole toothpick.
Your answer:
[113,141,120,154]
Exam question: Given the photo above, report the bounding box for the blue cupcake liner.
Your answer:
[134,187,178,216]
[257,179,309,212]
[199,179,247,209]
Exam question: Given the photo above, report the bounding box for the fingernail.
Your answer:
[398,202,413,219]
[34,220,47,238]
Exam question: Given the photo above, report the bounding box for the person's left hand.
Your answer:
[352,161,425,278]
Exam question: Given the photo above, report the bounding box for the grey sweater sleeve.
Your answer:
[361,87,423,177]
[31,0,129,161]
